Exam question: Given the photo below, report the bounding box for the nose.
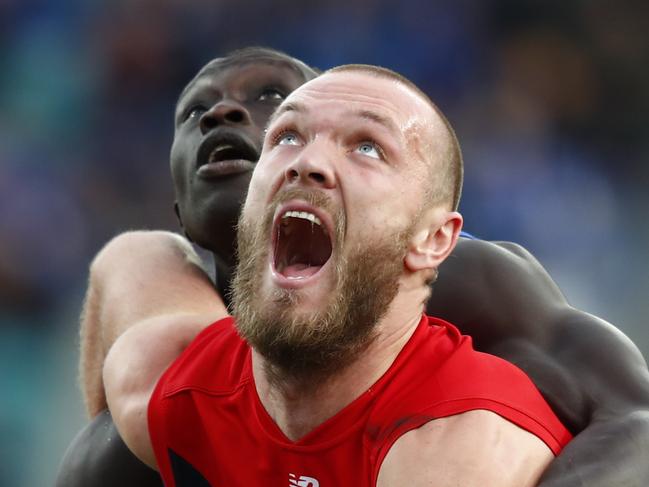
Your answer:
[199,99,251,134]
[284,144,336,189]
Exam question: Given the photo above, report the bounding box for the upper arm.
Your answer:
[428,239,565,346]
[427,239,649,431]
[377,410,553,487]
[103,311,225,469]
[542,307,649,423]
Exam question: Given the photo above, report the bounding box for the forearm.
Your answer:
[55,410,162,487]
[539,411,649,487]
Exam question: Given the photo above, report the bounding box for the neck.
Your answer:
[252,283,427,441]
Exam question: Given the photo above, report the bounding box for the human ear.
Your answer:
[405,210,463,272]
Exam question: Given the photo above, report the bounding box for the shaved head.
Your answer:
[326,64,463,211]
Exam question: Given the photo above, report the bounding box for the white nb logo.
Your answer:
[289,473,320,487]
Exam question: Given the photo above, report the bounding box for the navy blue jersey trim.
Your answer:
[169,448,212,486]
[460,230,477,240]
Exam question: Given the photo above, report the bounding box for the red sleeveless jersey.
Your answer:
[148,315,572,486]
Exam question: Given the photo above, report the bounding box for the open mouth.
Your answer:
[206,143,255,165]
[274,209,333,280]
[196,132,259,170]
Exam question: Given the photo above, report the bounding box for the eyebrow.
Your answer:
[266,101,306,130]
[265,102,400,138]
[354,109,399,135]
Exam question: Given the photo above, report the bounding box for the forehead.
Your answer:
[279,71,433,129]
[179,58,309,103]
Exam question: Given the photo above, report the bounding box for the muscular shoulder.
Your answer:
[428,239,566,343]
[441,239,648,386]
[377,410,553,487]
[428,238,649,431]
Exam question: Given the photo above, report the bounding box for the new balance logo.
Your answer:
[289,473,320,487]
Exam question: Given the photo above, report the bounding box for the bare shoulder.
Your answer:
[92,229,226,342]
[93,230,205,277]
[428,238,566,344]
[432,238,642,353]
[377,410,553,487]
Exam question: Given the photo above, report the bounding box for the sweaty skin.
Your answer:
[57,49,649,486]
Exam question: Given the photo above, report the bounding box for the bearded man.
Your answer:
[102,64,572,486]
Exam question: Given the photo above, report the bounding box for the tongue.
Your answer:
[282,263,322,279]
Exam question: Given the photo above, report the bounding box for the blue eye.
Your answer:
[258,89,285,101]
[277,132,300,146]
[356,142,381,159]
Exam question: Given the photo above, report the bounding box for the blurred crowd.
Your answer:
[0,0,647,485]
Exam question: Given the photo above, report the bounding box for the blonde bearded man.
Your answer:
[103,65,570,486]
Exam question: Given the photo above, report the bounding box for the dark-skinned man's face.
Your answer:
[170,56,316,265]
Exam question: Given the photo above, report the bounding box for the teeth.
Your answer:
[281,210,322,226]
[208,144,234,162]
[209,144,234,162]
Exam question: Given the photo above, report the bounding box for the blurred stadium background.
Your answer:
[0,0,647,485]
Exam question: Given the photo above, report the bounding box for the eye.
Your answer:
[184,105,206,122]
[257,88,285,102]
[355,142,382,160]
[277,131,301,146]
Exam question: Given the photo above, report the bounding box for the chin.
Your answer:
[230,187,411,383]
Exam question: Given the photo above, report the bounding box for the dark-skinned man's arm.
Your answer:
[55,410,162,487]
[428,238,649,486]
